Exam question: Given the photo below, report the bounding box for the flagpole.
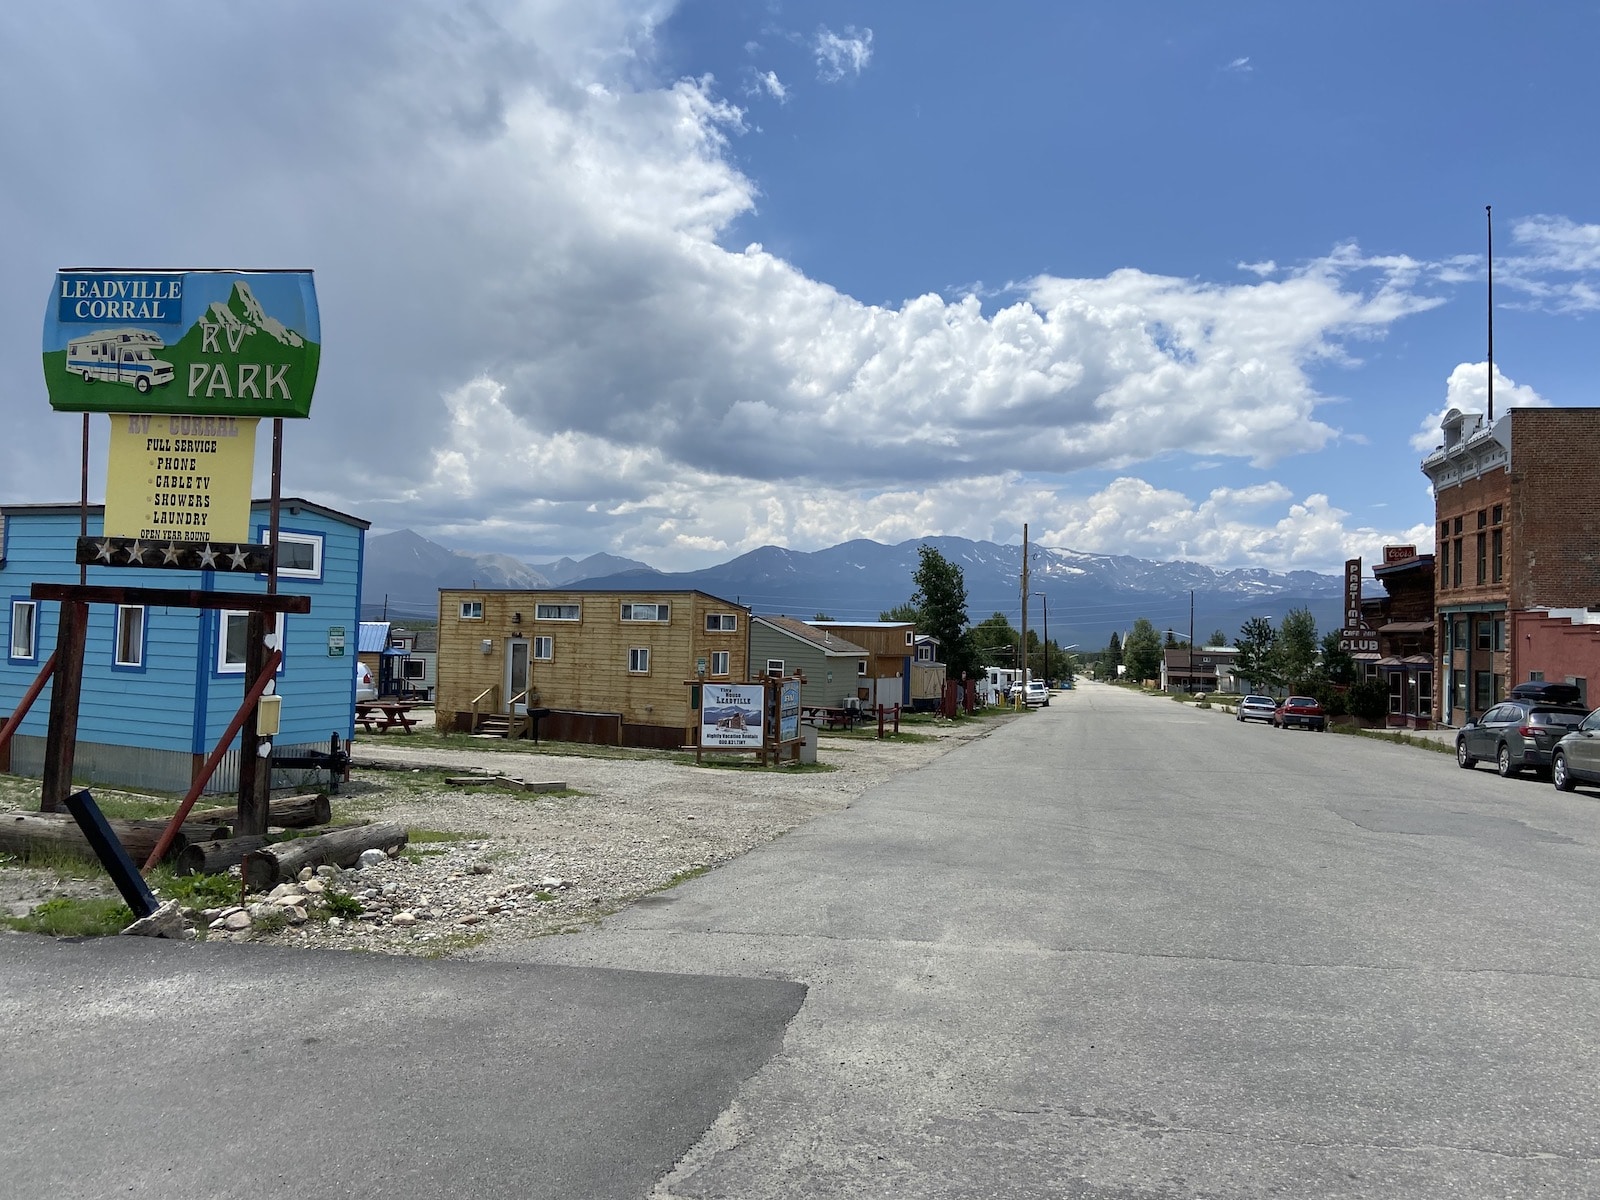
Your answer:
[1486,204,1494,424]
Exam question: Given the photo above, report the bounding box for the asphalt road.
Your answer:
[0,939,803,1200]
[503,681,1600,1198]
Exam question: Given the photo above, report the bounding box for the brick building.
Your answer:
[1420,406,1600,725]
[1370,551,1435,728]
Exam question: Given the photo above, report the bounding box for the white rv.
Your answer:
[65,328,174,394]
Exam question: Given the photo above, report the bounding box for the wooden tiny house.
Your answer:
[435,588,750,749]
[806,620,916,707]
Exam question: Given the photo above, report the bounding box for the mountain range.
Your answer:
[362,529,1347,649]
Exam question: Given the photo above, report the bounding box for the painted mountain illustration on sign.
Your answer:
[202,281,305,348]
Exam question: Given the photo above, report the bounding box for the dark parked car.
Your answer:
[1455,699,1589,777]
[1551,709,1600,792]
[1273,696,1326,731]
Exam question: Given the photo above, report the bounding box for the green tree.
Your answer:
[1319,630,1357,687]
[879,601,922,624]
[812,612,835,621]
[1234,617,1280,692]
[1123,618,1163,683]
[970,612,1019,667]
[1207,629,1228,647]
[1273,606,1320,690]
[1105,631,1123,673]
[909,544,976,680]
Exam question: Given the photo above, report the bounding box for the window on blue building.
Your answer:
[114,606,144,668]
[9,600,36,660]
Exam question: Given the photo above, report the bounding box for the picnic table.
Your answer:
[801,705,859,731]
[355,700,420,734]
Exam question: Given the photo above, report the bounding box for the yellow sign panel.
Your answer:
[104,413,257,542]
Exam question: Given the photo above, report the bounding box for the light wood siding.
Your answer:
[437,589,750,735]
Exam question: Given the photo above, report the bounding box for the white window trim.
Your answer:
[266,530,323,580]
[533,636,554,661]
[706,613,737,632]
[905,630,914,645]
[628,646,651,674]
[857,659,868,676]
[535,603,581,622]
[459,600,484,620]
[218,611,287,674]
[711,650,730,676]
[766,659,785,676]
[114,605,144,668]
[9,600,37,661]
[403,658,427,680]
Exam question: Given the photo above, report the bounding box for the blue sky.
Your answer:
[2,1,1597,575]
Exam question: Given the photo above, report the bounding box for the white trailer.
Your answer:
[65,328,174,394]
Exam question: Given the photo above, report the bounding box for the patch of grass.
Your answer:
[322,890,364,919]
[1330,724,1454,754]
[532,890,557,902]
[377,730,665,762]
[1,896,133,937]
[0,842,103,876]
[149,868,239,909]
[660,864,712,890]
[407,828,484,844]
[251,908,289,935]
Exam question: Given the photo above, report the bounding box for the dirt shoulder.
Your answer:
[2,716,1005,955]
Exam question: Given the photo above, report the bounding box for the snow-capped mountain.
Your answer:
[362,528,1345,643]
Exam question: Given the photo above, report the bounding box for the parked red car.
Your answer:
[1273,695,1327,731]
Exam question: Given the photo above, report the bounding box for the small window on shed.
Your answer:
[460,600,484,620]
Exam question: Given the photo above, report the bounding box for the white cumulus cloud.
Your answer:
[814,25,874,81]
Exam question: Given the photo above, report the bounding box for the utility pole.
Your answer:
[1188,589,1194,692]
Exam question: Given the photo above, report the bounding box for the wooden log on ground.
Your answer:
[242,822,408,891]
[174,821,374,877]
[187,793,332,830]
[174,836,276,877]
[0,811,225,866]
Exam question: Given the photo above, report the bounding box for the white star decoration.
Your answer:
[160,543,183,565]
[227,545,252,570]
[197,544,219,569]
[125,540,145,563]
[94,539,115,563]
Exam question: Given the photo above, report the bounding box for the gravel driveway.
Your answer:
[4,716,1003,954]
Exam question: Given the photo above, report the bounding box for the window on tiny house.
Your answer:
[114,606,144,668]
[9,600,36,661]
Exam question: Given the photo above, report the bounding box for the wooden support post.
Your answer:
[237,611,271,837]
[40,601,88,813]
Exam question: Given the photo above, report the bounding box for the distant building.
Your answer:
[1369,551,1436,729]
[1421,407,1600,724]
[1161,645,1239,693]
[805,620,916,707]
[435,587,750,748]
[749,616,868,709]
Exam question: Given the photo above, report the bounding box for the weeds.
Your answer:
[0,896,133,937]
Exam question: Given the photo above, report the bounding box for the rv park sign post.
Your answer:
[32,269,320,839]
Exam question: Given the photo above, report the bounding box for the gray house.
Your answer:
[750,615,870,708]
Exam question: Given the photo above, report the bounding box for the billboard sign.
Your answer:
[103,413,257,542]
[1383,544,1419,564]
[700,683,765,749]
[43,269,320,417]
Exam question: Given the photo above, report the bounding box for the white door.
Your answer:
[505,639,530,715]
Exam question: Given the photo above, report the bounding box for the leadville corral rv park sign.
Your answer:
[0,268,324,921]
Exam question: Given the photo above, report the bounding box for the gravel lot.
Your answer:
[2,715,1003,955]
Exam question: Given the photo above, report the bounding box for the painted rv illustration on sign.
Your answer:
[43,271,320,418]
[64,328,175,394]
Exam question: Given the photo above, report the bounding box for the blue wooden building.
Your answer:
[1,499,368,793]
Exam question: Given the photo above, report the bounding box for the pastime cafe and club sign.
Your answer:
[42,269,319,555]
